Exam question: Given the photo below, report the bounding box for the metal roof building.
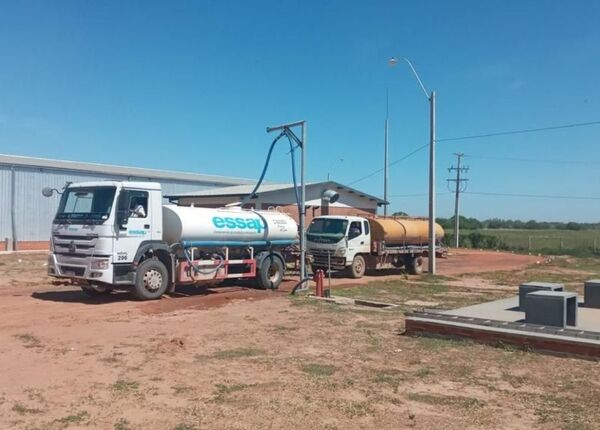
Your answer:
[0,154,253,250]
[167,181,387,224]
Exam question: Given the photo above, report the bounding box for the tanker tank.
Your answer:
[162,205,298,247]
[368,217,444,246]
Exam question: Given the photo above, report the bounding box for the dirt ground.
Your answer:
[0,250,598,429]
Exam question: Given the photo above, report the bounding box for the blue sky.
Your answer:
[1,0,599,221]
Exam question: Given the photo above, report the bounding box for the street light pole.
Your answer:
[389,57,436,274]
[384,88,389,217]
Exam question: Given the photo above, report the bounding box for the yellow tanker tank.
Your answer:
[369,217,445,246]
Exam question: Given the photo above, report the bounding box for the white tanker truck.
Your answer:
[44,181,297,300]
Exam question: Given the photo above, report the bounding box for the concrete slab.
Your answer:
[406,293,600,359]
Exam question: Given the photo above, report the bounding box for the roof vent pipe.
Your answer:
[321,189,339,204]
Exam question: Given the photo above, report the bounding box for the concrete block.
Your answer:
[584,280,600,309]
[525,291,578,328]
[519,282,564,310]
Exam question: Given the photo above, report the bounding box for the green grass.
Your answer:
[212,348,264,359]
[12,403,42,415]
[57,411,89,425]
[114,418,131,430]
[332,279,506,310]
[408,392,484,409]
[111,379,139,393]
[454,228,600,256]
[300,363,337,377]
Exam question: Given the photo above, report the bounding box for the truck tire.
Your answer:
[133,257,169,300]
[405,256,424,275]
[349,255,366,279]
[256,255,284,290]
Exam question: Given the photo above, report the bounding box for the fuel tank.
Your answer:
[162,205,298,247]
[369,217,445,246]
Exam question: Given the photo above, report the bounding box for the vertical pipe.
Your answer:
[10,167,16,251]
[300,123,307,280]
[428,91,436,274]
[384,88,389,217]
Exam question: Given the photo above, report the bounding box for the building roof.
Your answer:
[166,181,388,205]
[0,153,253,186]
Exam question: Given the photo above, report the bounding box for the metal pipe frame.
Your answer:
[266,120,307,282]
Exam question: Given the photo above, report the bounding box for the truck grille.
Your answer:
[53,234,99,257]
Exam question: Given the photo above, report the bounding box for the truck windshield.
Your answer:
[307,218,348,244]
[55,187,116,224]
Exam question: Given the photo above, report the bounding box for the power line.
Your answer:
[464,154,599,165]
[347,119,600,186]
[464,191,600,201]
[348,143,428,185]
[437,120,600,142]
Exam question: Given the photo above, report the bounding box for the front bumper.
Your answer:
[48,253,113,284]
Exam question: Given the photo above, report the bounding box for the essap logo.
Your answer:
[212,216,266,234]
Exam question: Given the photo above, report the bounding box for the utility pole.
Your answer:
[447,153,469,248]
[384,88,389,217]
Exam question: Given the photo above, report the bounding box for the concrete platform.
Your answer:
[405,295,600,359]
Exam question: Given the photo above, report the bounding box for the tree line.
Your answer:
[435,216,600,231]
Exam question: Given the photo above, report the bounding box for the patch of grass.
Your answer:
[372,369,404,392]
[329,399,373,418]
[408,393,484,409]
[171,384,193,395]
[57,411,89,425]
[212,348,264,359]
[114,418,131,430]
[414,367,433,378]
[12,402,42,415]
[111,379,139,393]
[301,363,337,377]
[13,333,42,348]
[213,382,252,402]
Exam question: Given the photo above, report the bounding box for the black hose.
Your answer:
[290,277,312,295]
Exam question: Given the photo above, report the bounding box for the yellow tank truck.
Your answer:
[306,215,446,278]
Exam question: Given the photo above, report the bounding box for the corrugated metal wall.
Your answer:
[1,166,221,243]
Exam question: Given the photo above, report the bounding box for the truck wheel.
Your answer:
[406,256,424,275]
[256,255,284,290]
[349,255,366,279]
[133,258,169,300]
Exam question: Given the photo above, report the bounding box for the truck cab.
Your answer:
[306,216,371,277]
[47,181,164,293]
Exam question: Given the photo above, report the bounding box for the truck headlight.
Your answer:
[335,248,346,257]
[91,259,110,270]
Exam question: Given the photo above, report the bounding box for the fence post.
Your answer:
[528,236,532,251]
[560,238,563,251]
[594,239,597,253]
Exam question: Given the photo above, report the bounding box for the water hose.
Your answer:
[290,277,312,295]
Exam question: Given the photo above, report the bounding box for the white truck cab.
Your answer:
[48,181,164,288]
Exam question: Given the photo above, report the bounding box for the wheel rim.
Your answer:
[354,258,364,274]
[143,269,163,292]
[267,262,280,283]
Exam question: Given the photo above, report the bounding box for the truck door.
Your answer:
[347,220,369,255]
[114,189,151,263]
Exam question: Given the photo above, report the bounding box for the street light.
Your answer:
[327,157,344,181]
[389,56,437,274]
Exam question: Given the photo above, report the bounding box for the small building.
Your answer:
[0,153,253,250]
[167,181,387,224]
